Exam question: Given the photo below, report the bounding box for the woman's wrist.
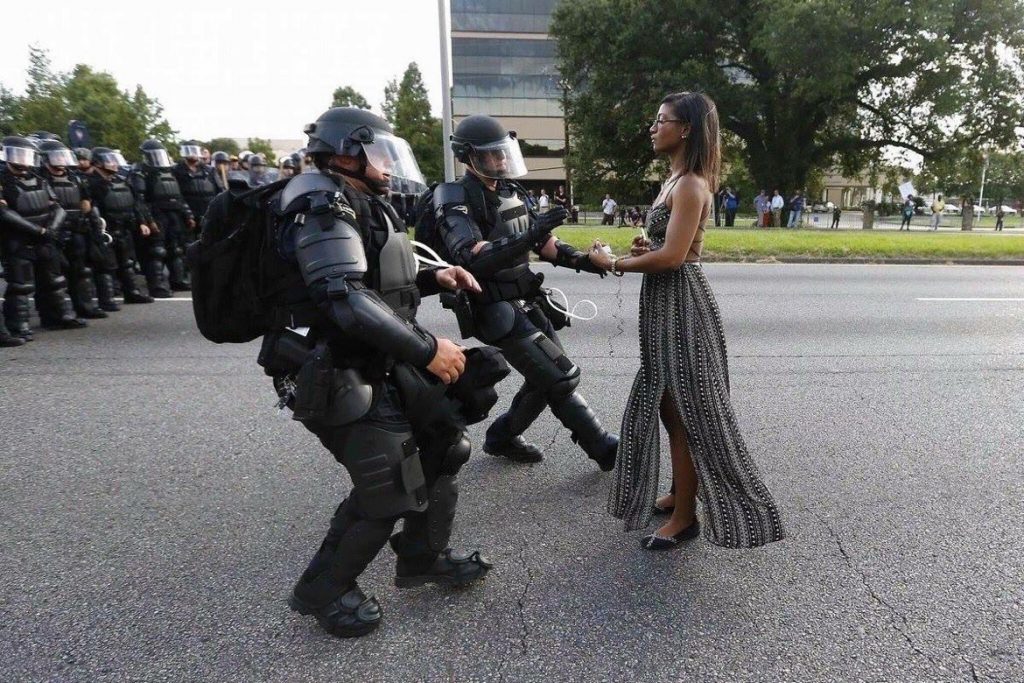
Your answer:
[611,255,627,276]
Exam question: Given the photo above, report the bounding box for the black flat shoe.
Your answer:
[640,519,700,551]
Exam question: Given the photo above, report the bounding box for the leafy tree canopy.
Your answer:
[552,0,1024,198]
[383,63,443,184]
[332,85,371,109]
[247,137,276,161]
[205,137,241,155]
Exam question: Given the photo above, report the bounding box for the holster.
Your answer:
[535,288,570,331]
[440,289,477,340]
[472,264,543,305]
[288,339,374,427]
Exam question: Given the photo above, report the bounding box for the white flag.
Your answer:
[898,181,917,199]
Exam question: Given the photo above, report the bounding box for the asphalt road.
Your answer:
[1,263,1022,683]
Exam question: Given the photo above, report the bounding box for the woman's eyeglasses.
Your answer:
[652,116,684,127]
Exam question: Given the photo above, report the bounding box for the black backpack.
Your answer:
[185,178,289,344]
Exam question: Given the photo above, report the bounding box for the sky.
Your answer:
[3,0,446,142]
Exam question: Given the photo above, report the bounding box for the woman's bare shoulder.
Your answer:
[669,174,711,206]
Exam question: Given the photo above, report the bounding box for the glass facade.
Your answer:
[450,8,563,118]
[451,0,558,33]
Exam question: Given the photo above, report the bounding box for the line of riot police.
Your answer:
[0,133,306,346]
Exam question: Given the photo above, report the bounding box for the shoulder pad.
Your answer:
[433,182,467,209]
[280,171,341,210]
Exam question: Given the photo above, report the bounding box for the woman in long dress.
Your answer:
[589,92,785,551]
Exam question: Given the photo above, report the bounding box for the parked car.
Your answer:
[811,201,835,212]
[943,203,962,215]
[989,205,1017,216]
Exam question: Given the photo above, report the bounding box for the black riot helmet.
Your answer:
[179,140,203,161]
[74,147,90,160]
[451,115,527,180]
[2,135,40,172]
[91,146,129,173]
[31,130,61,141]
[139,139,173,168]
[303,107,426,194]
[211,151,230,164]
[38,139,77,170]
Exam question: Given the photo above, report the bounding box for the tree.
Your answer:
[382,63,443,184]
[205,137,241,155]
[551,0,1024,197]
[331,85,370,109]
[247,137,276,161]
[2,47,176,160]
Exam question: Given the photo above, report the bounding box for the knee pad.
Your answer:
[151,246,168,260]
[548,371,581,399]
[8,259,34,285]
[79,266,93,279]
[438,432,471,476]
[325,422,428,520]
[500,330,580,395]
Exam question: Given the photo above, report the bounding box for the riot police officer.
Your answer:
[130,139,195,294]
[88,147,154,307]
[278,156,297,179]
[38,139,107,319]
[171,141,218,221]
[0,148,25,347]
[432,115,617,469]
[210,151,231,193]
[254,108,497,637]
[0,136,86,338]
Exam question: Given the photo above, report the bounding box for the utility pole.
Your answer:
[438,0,455,182]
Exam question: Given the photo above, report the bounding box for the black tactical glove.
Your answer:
[527,206,567,245]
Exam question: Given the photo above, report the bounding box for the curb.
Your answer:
[700,256,1024,266]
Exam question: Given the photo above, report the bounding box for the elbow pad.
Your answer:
[434,182,483,266]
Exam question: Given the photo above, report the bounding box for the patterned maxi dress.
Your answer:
[607,203,785,548]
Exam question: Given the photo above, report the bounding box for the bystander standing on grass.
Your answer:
[930,194,945,230]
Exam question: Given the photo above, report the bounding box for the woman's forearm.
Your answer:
[615,247,683,274]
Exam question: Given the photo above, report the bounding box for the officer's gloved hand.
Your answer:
[527,206,567,245]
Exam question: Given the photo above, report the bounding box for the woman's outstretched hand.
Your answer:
[630,235,651,256]
[589,240,614,271]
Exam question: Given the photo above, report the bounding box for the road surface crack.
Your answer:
[496,539,536,683]
[608,276,625,357]
[818,514,945,674]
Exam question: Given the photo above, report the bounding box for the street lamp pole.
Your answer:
[559,79,572,206]
[438,0,455,182]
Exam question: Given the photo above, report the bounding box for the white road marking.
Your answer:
[916,297,1024,301]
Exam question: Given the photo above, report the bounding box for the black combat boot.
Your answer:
[289,581,382,638]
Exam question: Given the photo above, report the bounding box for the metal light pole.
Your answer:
[559,79,573,206]
[438,0,455,182]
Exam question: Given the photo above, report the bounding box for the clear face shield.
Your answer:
[179,144,203,160]
[467,134,527,179]
[143,148,173,168]
[4,146,39,168]
[44,149,77,168]
[361,133,427,193]
[95,152,127,172]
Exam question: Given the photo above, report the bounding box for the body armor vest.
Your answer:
[100,177,137,220]
[45,172,84,228]
[343,187,421,321]
[145,169,186,211]
[177,167,216,199]
[5,173,52,226]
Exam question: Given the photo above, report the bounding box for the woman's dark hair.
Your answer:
[661,92,721,192]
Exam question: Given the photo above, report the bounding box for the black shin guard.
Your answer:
[549,391,618,469]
